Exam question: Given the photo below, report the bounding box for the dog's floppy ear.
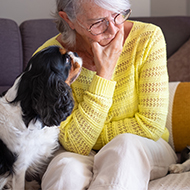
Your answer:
[32,78,74,127]
[29,47,75,126]
[11,46,75,127]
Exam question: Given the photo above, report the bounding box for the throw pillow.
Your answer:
[166,82,190,152]
[167,38,190,82]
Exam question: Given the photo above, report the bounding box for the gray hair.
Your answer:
[54,0,131,48]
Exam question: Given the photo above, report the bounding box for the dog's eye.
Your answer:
[66,57,70,64]
[64,55,71,66]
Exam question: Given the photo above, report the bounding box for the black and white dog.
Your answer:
[169,146,190,174]
[0,46,82,189]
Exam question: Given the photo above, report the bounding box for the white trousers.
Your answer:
[41,134,177,190]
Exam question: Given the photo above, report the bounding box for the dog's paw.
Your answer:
[169,164,185,173]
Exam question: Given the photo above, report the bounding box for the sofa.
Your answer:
[0,16,190,189]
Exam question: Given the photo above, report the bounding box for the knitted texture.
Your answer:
[35,21,169,155]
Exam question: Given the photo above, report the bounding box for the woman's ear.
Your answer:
[59,11,75,30]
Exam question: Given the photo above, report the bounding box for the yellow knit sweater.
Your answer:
[34,21,169,155]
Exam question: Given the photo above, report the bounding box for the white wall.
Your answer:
[0,0,56,25]
[1,0,189,25]
[151,0,189,16]
[130,0,151,17]
[187,0,190,15]
[0,0,150,25]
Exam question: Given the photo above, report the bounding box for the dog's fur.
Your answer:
[169,146,190,174]
[0,46,82,189]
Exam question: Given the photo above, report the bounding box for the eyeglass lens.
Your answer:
[90,9,131,35]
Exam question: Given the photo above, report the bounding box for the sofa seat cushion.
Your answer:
[149,172,190,189]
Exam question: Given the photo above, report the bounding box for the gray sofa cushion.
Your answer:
[0,18,23,92]
[167,38,190,82]
[20,19,58,69]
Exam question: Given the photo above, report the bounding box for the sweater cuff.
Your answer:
[89,75,116,97]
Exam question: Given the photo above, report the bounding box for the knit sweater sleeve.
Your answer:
[99,24,169,146]
[59,75,116,155]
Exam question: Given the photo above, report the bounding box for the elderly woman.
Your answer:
[35,0,177,189]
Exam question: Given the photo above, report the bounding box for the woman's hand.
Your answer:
[91,28,124,80]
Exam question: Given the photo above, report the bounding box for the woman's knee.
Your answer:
[90,134,151,190]
[49,151,93,174]
[107,133,144,150]
[42,152,94,190]
[96,133,146,164]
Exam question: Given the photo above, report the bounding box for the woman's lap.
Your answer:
[42,134,177,190]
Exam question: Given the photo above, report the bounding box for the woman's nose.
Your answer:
[106,20,119,34]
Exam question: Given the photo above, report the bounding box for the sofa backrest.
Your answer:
[19,17,190,65]
[0,16,190,94]
[0,18,23,93]
[20,19,58,69]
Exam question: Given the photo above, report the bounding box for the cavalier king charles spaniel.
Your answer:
[169,146,190,174]
[0,46,82,190]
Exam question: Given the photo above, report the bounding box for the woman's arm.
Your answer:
[59,75,116,155]
[59,29,124,155]
[99,26,169,146]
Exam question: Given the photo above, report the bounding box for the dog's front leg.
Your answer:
[182,159,190,172]
[12,169,26,190]
[169,159,190,173]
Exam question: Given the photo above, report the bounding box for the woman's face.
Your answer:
[73,2,124,46]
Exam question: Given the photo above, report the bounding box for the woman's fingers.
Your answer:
[91,28,124,80]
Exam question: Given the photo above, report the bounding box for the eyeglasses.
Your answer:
[77,9,132,36]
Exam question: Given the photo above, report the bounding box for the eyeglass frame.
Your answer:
[76,9,132,36]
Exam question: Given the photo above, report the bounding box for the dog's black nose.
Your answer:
[74,52,79,57]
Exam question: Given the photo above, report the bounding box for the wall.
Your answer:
[151,0,189,16]
[187,0,190,15]
[130,0,151,17]
[0,0,56,25]
[1,0,189,25]
[0,0,150,25]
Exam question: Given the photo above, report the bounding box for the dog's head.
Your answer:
[10,46,82,127]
